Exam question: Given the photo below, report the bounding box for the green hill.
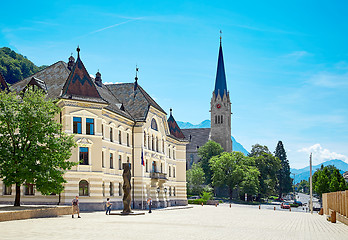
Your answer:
[0,47,46,84]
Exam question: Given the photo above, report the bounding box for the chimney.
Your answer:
[95,71,102,86]
[68,55,75,70]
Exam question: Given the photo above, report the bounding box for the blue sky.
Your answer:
[1,1,348,168]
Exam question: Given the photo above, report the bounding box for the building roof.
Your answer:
[61,50,105,104]
[26,77,48,92]
[11,61,70,99]
[181,128,211,152]
[106,83,166,121]
[167,109,186,140]
[214,41,228,99]
[0,72,9,91]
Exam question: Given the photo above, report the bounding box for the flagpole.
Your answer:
[309,152,313,214]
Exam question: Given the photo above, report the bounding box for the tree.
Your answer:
[313,165,347,197]
[297,180,309,194]
[210,152,259,200]
[197,140,223,184]
[274,141,292,197]
[0,88,76,206]
[186,163,206,195]
[0,47,47,84]
[249,144,281,197]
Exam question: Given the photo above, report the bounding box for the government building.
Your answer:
[0,48,188,210]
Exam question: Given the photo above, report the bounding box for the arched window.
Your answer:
[79,180,89,196]
[151,118,158,131]
[110,182,114,196]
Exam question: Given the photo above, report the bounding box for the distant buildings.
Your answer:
[182,39,232,169]
[0,48,188,210]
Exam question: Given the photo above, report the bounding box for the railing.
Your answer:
[322,190,348,225]
[150,172,167,180]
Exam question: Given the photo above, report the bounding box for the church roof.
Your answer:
[167,110,186,140]
[106,83,166,121]
[214,42,227,99]
[0,72,9,91]
[181,128,211,152]
[61,49,105,104]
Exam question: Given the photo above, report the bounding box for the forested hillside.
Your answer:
[0,47,46,84]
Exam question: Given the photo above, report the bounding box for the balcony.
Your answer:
[150,172,167,180]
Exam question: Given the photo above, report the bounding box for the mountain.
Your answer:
[177,120,249,156]
[0,47,46,85]
[291,159,348,184]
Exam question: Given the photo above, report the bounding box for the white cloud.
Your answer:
[285,51,309,58]
[308,71,348,88]
[298,144,348,164]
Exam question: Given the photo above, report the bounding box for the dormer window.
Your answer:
[151,118,158,131]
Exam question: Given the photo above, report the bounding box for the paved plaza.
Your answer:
[1,204,347,240]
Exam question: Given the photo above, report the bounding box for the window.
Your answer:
[24,183,35,195]
[119,183,122,196]
[118,130,122,144]
[127,156,130,163]
[156,138,159,152]
[127,133,130,147]
[160,163,163,173]
[152,136,154,151]
[169,187,172,197]
[173,187,176,196]
[162,139,164,153]
[151,118,158,131]
[173,148,175,159]
[118,155,122,170]
[148,136,151,150]
[79,180,89,196]
[110,153,114,169]
[102,152,105,168]
[86,118,94,135]
[215,115,217,124]
[146,160,148,172]
[173,167,175,177]
[218,115,220,124]
[102,125,104,139]
[102,182,105,197]
[169,148,171,158]
[73,117,82,134]
[110,128,113,142]
[221,115,223,124]
[3,184,12,195]
[110,182,114,196]
[79,147,88,165]
[169,166,171,177]
[144,132,146,148]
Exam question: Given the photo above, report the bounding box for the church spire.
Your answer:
[214,32,227,99]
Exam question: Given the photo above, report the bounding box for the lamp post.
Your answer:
[309,153,313,214]
[292,173,296,200]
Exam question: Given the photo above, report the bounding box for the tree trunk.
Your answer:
[58,193,61,205]
[229,187,233,200]
[14,183,21,206]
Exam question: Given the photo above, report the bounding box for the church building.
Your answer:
[0,47,188,210]
[182,38,232,169]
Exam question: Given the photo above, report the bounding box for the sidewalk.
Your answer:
[0,203,347,240]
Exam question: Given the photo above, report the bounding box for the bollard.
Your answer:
[201,202,203,206]
[331,211,336,223]
[259,205,261,210]
[319,208,323,215]
[215,203,217,207]
[230,204,231,208]
[289,207,291,212]
[274,207,276,211]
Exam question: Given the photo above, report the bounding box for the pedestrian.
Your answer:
[72,196,81,218]
[106,198,112,215]
[147,197,152,213]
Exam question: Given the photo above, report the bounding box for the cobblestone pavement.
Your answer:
[1,203,347,240]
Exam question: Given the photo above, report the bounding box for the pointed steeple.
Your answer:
[214,35,227,99]
[167,108,185,139]
[61,47,103,101]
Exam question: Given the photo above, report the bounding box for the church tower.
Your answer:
[210,36,232,152]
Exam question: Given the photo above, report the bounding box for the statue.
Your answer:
[122,163,132,213]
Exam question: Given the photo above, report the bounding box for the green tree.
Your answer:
[274,141,292,197]
[210,152,259,200]
[313,165,347,197]
[314,171,330,197]
[297,180,309,194]
[197,140,223,184]
[330,176,340,192]
[249,144,281,197]
[0,88,76,206]
[0,47,47,84]
[186,163,206,195]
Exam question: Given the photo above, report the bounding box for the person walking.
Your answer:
[106,198,112,215]
[147,197,152,213]
[72,196,81,218]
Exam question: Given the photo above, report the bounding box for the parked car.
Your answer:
[294,200,303,206]
[281,202,291,209]
[188,196,200,200]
